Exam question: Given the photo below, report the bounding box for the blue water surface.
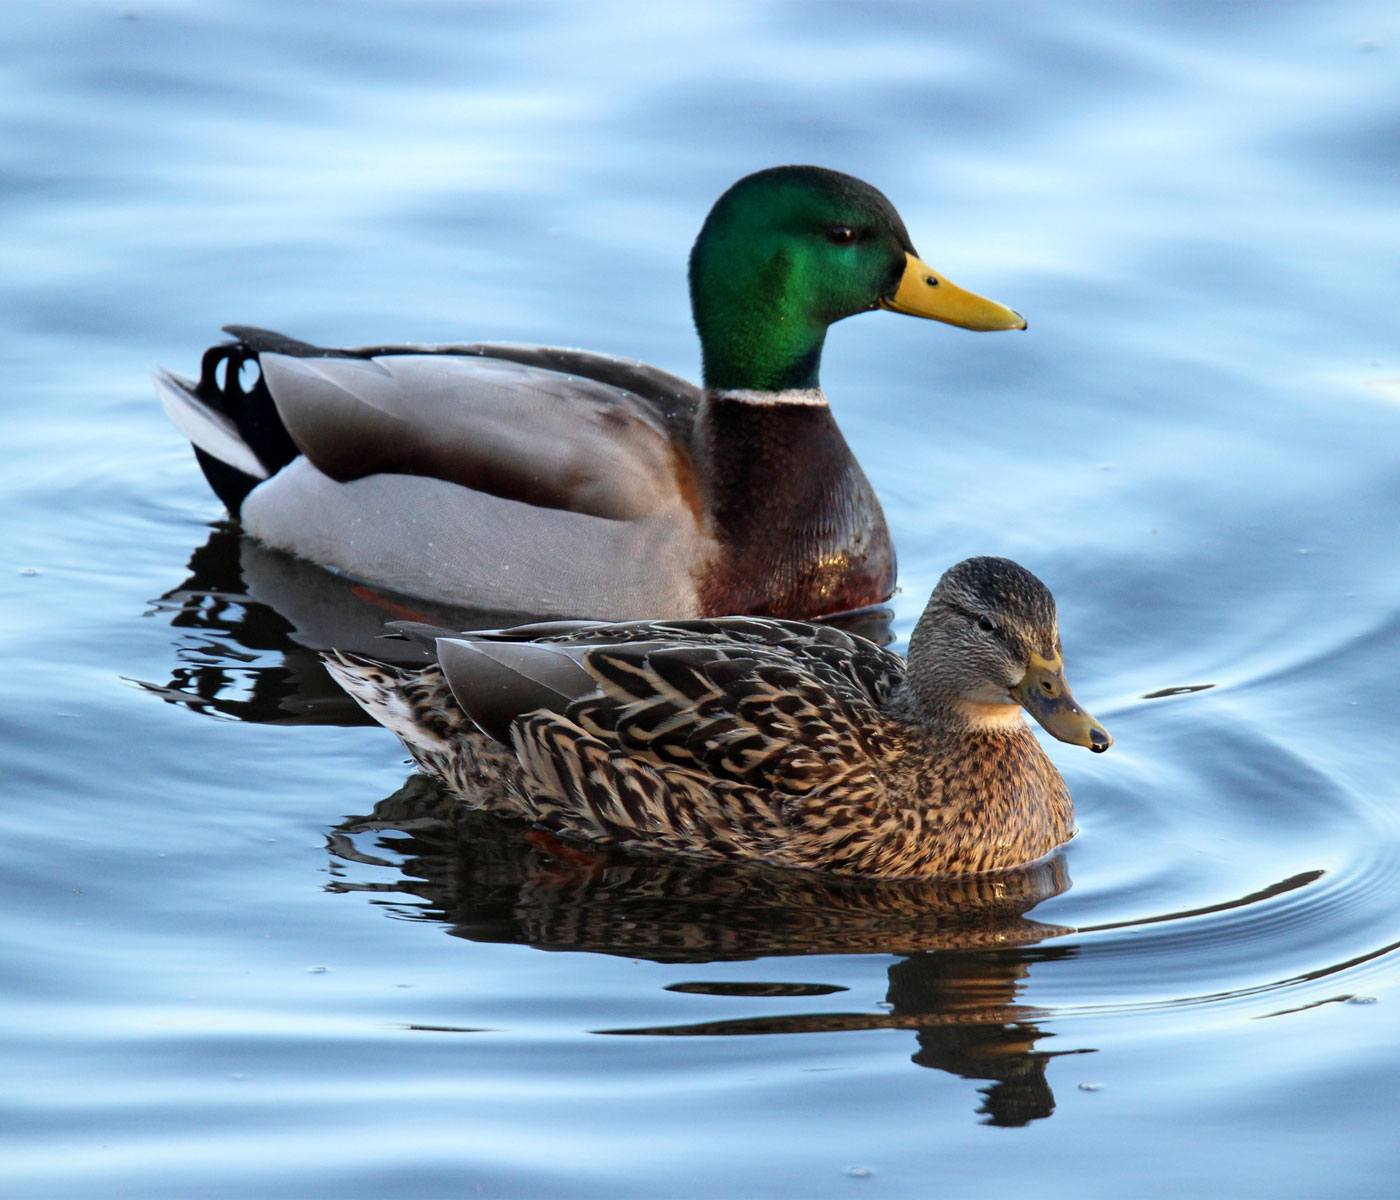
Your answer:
[4,1,1400,1197]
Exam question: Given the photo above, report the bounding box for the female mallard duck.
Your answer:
[326,557,1110,878]
[155,166,1024,621]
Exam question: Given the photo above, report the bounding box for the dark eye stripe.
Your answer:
[948,602,1002,639]
[942,600,1040,652]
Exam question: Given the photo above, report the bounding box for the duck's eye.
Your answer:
[825,225,856,245]
[977,615,997,634]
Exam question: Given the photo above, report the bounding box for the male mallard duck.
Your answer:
[325,557,1110,878]
[156,166,1025,621]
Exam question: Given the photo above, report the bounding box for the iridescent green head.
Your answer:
[688,165,1025,393]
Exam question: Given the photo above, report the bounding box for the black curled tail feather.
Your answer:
[191,325,399,514]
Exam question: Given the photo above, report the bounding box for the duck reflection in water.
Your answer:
[329,776,1087,1126]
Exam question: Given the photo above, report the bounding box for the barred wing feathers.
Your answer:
[491,632,912,872]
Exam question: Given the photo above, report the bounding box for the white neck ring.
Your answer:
[713,387,829,407]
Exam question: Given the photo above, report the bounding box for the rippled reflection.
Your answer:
[329,777,1071,958]
[607,950,1085,1127]
[602,949,1090,1126]
[329,774,1081,1124]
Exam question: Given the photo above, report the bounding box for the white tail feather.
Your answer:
[153,368,269,481]
[322,654,452,754]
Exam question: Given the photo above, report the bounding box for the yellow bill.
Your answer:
[1012,651,1112,752]
[880,252,1027,331]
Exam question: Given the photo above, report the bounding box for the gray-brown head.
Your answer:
[902,557,1111,752]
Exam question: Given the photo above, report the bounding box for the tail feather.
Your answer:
[156,329,306,514]
[323,652,451,755]
[154,367,267,481]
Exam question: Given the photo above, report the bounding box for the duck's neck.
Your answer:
[885,685,1028,736]
[690,222,832,394]
[694,389,895,617]
[698,326,826,393]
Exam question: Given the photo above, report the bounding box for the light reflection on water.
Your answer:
[4,0,1400,1197]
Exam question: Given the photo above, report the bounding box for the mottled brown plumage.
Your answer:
[326,557,1111,879]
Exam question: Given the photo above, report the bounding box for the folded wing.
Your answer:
[261,352,696,520]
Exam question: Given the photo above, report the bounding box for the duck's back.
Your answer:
[186,326,704,512]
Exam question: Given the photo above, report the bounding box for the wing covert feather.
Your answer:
[260,352,693,519]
